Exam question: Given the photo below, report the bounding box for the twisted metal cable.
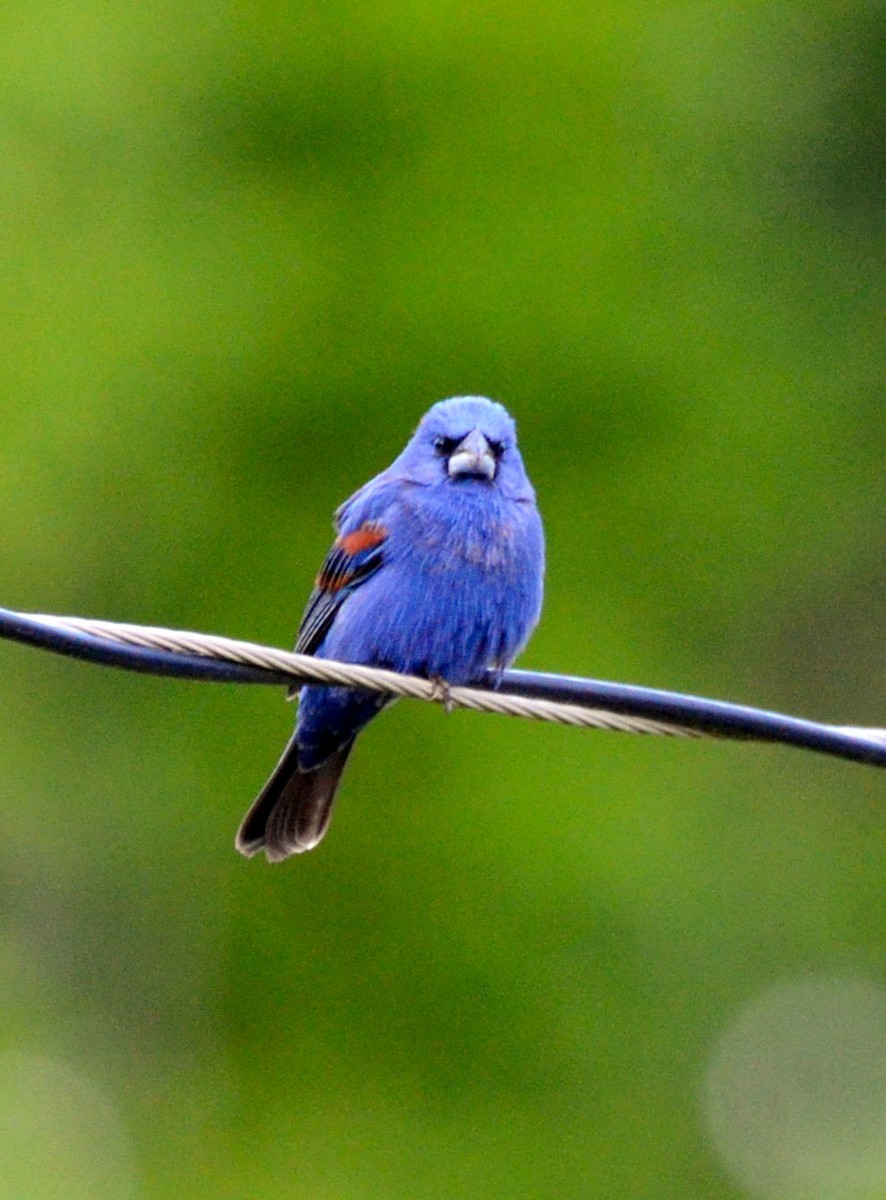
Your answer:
[0,607,884,766]
[23,613,699,737]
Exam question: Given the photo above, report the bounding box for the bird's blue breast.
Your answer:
[335,481,541,677]
[295,477,544,769]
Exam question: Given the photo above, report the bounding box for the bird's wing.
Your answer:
[294,519,388,656]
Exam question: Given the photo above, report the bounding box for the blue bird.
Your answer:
[236,396,545,861]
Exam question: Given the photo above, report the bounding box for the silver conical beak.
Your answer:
[447,430,496,480]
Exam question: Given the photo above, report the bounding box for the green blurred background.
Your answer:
[0,3,883,1198]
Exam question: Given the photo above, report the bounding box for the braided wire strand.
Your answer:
[27,614,700,737]
[3,609,882,763]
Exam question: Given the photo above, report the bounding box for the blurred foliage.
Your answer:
[0,2,883,1198]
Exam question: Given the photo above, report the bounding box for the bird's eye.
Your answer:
[488,439,505,459]
[434,436,460,457]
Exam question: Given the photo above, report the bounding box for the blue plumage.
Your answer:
[236,396,544,861]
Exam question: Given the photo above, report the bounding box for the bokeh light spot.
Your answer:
[702,976,886,1200]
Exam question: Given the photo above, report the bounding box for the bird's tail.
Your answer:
[235,737,354,862]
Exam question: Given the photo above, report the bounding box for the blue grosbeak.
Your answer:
[236,396,544,861]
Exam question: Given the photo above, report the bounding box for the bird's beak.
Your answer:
[448,430,496,480]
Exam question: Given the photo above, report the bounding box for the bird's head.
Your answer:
[394,396,536,501]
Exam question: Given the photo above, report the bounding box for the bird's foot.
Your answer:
[429,675,455,714]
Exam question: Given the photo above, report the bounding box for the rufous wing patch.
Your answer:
[338,522,387,556]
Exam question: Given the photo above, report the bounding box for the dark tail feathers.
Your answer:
[235,737,354,862]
